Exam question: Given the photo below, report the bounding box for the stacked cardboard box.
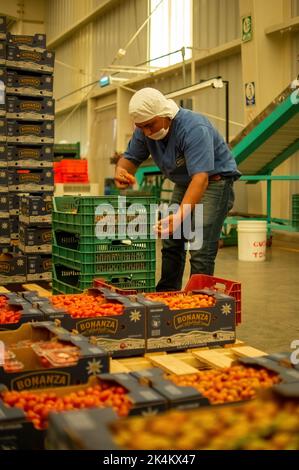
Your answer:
[0,16,54,283]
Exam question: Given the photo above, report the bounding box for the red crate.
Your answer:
[54,162,62,183]
[54,160,88,183]
[61,173,89,183]
[184,274,241,325]
[60,159,87,173]
[93,278,137,296]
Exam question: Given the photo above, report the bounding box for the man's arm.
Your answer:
[155,172,208,235]
[179,172,208,219]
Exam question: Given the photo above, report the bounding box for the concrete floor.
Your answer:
[155,238,299,354]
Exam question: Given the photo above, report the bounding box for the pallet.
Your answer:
[21,283,52,298]
[0,286,11,293]
[0,282,52,297]
[110,341,267,376]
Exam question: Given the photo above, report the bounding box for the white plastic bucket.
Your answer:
[237,220,267,261]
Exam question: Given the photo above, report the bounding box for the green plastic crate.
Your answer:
[52,262,156,294]
[52,250,156,275]
[53,195,156,214]
[53,232,155,255]
[52,219,154,238]
[53,195,157,238]
[54,142,80,161]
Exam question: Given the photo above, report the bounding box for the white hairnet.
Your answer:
[129,87,179,123]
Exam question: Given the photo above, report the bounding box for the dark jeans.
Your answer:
[156,177,235,291]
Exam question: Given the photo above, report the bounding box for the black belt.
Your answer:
[209,174,234,181]
[209,174,223,181]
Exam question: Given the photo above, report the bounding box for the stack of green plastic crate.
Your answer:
[52,196,156,294]
[292,194,299,230]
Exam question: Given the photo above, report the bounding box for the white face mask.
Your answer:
[148,127,169,140]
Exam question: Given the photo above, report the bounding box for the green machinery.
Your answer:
[227,84,299,237]
[136,85,299,242]
[135,161,172,203]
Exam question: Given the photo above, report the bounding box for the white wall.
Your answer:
[193,0,240,48]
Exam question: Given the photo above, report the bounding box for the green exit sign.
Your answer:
[242,15,252,42]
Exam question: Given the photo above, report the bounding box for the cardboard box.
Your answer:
[9,215,19,239]
[6,144,54,168]
[0,168,8,190]
[6,33,46,51]
[5,68,53,97]
[41,288,146,357]
[6,96,55,121]
[19,194,52,224]
[131,368,209,410]
[0,294,43,331]
[0,41,5,65]
[7,120,54,144]
[0,244,10,254]
[21,291,50,305]
[19,223,52,253]
[0,374,166,450]
[0,193,9,215]
[138,290,236,352]
[6,45,54,73]
[47,408,119,450]
[8,168,54,192]
[8,192,26,216]
[238,356,299,384]
[0,253,27,283]
[0,119,6,142]
[0,399,40,450]
[0,321,109,391]
[0,217,10,243]
[67,382,299,451]
[0,16,6,40]
[0,67,5,117]
[26,254,52,281]
[90,372,168,416]
[0,143,6,167]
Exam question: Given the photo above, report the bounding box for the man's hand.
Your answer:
[114,167,136,189]
[154,212,182,237]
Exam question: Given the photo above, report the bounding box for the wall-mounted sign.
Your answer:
[242,15,252,42]
[245,82,256,106]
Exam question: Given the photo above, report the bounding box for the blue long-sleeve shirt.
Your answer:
[124,108,240,184]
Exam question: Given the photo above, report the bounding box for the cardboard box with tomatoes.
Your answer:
[0,321,109,391]
[0,373,167,449]
[51,381,299,450]
[45,372,207,450]
[0,292,43,331]
[137,289,236,352]
[38,288,147,357]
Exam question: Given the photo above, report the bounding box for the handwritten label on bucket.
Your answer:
[237,221,267,262]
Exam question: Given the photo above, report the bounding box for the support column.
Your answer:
[239,0,292,219]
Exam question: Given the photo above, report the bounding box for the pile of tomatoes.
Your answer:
[1,381,132,430]
[0,296,21,324]
[114,398,299,450]
[169,365,280,404]
[51,293,124,318]
[145,292,216,310]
